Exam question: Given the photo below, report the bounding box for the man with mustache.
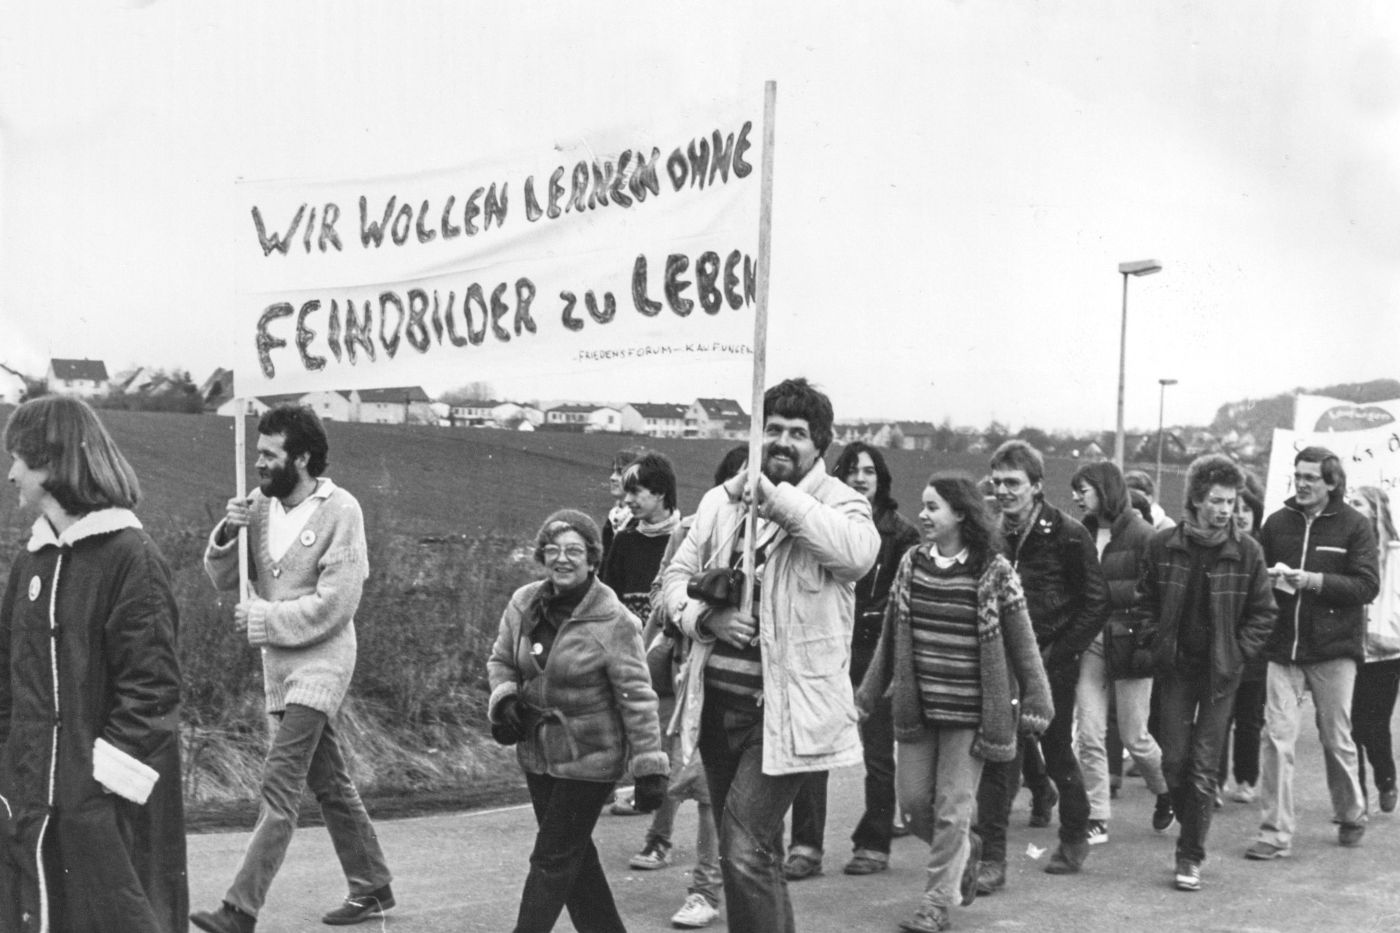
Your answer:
[192,405,394,932]
[662,378,879,933]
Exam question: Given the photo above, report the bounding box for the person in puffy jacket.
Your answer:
[488,509,669,933]
[1069,461,1173,846]
[1,396,185,933]
[1249,446,1379,860]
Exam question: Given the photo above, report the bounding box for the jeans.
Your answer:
[647,732,722,906]
[1075,635,1167,820]
[897,726,982,909]
[975,670,1090,862]
[1258,659,1366,849]
[516,773,625,933]
[1157,670,1236,864]
[1352,658,1400,797]
[788,771,828,860]
[1217,677,1265,787]
[698,699,808,933]
[226,705,392,918]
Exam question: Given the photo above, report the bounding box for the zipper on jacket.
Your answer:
[36,550,64,933]
[1292,511,1313,662]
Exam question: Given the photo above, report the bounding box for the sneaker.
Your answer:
[959,833,983,906]
[670,893,720,929]
[322,885,395,925]
[1044,840,1089,875]
[843,850,889,875]
[1382,787,1398,813]
[1244,841,1290,860]
[1231,782,1257,804]
[898,902,950,933]
[191,903,256,933]
[1029,784,1059,828]
[630,841,672,870]
[1085,820,1109,845]
[1152,793,1175,832]
[975,859,1006,895]
[782,851,823,880]
[1174,859,1202,891]
[1339,822,1366,847]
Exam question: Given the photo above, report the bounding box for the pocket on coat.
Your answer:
[788,670,856,755]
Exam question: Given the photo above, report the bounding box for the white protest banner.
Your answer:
[233,96,762,397]
[1293,394,1400,433]
[1265,427,1400,531]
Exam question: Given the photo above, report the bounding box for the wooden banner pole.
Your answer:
[234,399,251,603]
[741,80,777,621]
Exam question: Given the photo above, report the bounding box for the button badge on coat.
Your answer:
[28,576,41,601]
[300,529,317,547]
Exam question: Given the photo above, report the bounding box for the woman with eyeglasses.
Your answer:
[487,509,670,933]
[1346,486,1400,814]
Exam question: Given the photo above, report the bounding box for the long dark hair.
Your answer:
[927,471,1004,576]
[1071,460,1130,524]
[833,440,897,512]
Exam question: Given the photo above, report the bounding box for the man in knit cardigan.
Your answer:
[192,406,394,933]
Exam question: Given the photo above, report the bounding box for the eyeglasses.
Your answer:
[543,544,588,561]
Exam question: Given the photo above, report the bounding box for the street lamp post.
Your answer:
[1115,259,1163,468]
[1156,377,1178,493]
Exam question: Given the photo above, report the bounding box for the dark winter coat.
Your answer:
[486,577,669,783]
[850,506,921,681]
[1085,509,1155,679]
[0,510,186,933]
[1003,501,1111,681]
[1133,524,1277,701]
[1260,495,1380,665]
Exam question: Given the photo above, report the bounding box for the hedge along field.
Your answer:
[0,405,1186,825]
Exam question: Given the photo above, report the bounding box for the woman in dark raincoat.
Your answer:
[0,396,185,933]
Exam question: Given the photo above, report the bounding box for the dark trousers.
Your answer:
[1217,677,1266,787]
[1158,669,1236,864]
[975,671,1089,862]
[1352,658,1400,796]
[699,699,808,933]
[515,773,624,933]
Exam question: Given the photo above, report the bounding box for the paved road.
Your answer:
[188,699,1400,932]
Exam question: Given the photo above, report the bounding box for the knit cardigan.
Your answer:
[204,481,369,715]
[856,548,1053,762]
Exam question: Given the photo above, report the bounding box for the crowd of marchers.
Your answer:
[0,383,1393,933]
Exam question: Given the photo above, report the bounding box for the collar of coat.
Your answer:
[27,507,141,552]
[521,576,622,636]
[1162,521,1245,561]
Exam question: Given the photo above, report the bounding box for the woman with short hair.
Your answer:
[0,396,186,932]
[487,509,670,933]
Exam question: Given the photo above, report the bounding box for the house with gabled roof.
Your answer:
[354,386,434,425]
[46,358,108,397]
[631,402,689,438]
[685,397,747,438]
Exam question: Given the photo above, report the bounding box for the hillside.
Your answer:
[1211,378,1400,441]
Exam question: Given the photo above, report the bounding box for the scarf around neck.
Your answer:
[1181,515,1231,549]
[634,510,681,538]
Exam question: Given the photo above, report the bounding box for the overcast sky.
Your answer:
[2,1,1396,432]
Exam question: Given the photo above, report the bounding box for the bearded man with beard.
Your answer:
[192,405,394,933]
[662,378,879,933]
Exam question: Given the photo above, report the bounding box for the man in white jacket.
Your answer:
[662,378,879,933]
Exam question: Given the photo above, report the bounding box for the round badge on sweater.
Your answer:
[300,529,317,547]
[28,576,41,602]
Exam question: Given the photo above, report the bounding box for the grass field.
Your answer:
[0,405,1189,824]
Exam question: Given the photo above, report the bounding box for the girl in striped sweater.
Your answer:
[857,472,1053,933]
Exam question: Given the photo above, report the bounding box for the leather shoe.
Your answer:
[974,859,1006,895]
[191,903,255,933]
[1381,788,1398,813]
[783,851,823,880]
[322,885,395,925]
[843,851,889,875]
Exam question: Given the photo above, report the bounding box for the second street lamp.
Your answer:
[1156,377,1178,493]
[1115,259,1163,468]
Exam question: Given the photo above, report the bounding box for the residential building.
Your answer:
[684,397,747,438]
[46,358,109,397]
[632,402,690,438]
[354,386,435,424]
[544,403,597,432]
